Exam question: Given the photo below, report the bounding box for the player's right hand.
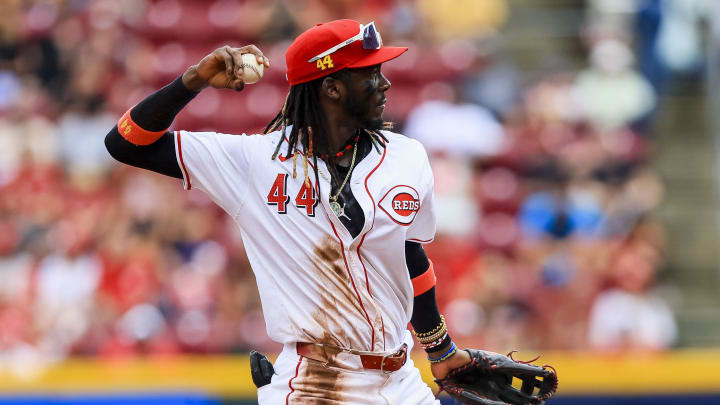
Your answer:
[182,45,270,92]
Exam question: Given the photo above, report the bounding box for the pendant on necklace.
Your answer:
[330,201,351,220]
[330,201,342,217]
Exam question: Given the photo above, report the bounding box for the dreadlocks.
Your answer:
[264,72,389,193]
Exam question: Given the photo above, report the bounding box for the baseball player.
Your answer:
[105,19,555,405]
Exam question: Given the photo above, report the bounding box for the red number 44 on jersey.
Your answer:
[266,173,318,216]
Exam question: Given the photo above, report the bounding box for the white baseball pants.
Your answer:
[257,342,440,404]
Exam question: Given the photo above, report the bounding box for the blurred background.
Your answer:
[1,0,720,404]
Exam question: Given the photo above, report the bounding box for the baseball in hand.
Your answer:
[241,53,264,84]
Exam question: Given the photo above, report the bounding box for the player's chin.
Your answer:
[364,116,385,131]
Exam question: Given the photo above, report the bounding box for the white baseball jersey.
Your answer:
[173,128,436,352]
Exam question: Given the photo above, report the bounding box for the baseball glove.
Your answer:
[435,349,558,405]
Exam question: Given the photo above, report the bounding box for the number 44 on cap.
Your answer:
[316,55,334,70]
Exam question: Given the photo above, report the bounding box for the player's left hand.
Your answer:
[434,349,558,405]
[430,347,471,380]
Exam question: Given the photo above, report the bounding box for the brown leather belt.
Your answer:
[296,342,408,373]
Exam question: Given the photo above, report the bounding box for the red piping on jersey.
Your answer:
[176,131,192,190]
[328,219,375,349]
[357,142,388,350]
[286,355,303,404]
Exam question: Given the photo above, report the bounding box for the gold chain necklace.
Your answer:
[329,141,358,219]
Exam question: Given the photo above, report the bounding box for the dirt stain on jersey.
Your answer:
[313,238,345,279]
[307,236,366,346]
[291,237,373,403]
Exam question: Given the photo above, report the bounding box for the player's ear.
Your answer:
[320,76,344,102]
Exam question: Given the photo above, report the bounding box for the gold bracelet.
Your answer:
[413,315,447,342]
[416,325,447,344]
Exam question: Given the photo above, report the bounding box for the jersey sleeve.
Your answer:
[406,143,437,244]
[174,130,260,217]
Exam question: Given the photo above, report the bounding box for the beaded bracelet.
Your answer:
[414,315,446,339]
[428,342,457,364]
[419,332,448,350]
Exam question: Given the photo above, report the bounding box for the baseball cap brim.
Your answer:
[347,46,408,69]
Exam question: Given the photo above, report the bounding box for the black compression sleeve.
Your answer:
[406,241,451,354]
[131,75,198,131]
[406,241,430,278]
[105,75,199,178]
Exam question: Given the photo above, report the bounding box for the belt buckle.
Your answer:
[380,343,407,374]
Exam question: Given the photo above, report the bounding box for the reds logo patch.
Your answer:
[378,185,420,226]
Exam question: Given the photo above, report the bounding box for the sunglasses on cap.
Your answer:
[308,22,383,63]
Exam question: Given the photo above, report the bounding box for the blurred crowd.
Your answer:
[3,0,714,377]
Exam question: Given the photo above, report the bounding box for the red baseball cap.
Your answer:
[286,19,408,86]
